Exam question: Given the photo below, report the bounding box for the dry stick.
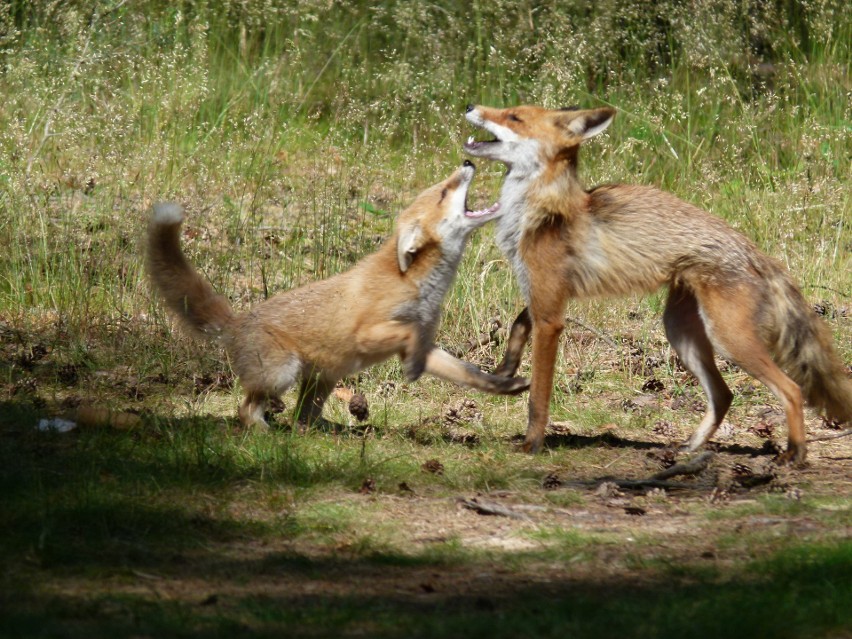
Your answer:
[560,451,715,492]
[587,451,632,471]
[458,455,717,518]
[807,428,852,443]
[650,451,715,480]
[25,7,104,175]
[452,331,501,357]
[458,497,531,521]
[801,284,851,298]
[560,478,698,491]
[610,479,700,490]
[564,316,621,350]
[449,321,506,358]
[24,1,130,174]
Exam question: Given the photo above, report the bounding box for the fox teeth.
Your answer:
[467,135,475,144]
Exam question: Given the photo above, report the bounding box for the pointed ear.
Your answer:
[564,107,616,140]
[397,222,425,273]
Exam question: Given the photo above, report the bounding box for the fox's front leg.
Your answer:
[397,320,439,382]
[494,307,532,377]
[423,348,530,395]
[294,371,337,428]
[524,314,565,453]
[355,321,425,380]
[405,324,528,393]
[403,328,433,382]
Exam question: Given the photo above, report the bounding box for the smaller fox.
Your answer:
[147,162,528,429]
[464,104,851,463]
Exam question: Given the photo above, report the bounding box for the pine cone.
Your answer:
[348,392,369,422]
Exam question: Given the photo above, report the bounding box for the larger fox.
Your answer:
[464,104,851,463]
[147,162,528,429]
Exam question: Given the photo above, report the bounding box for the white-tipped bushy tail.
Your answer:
[152,202,185,225]
[146,202,235,339]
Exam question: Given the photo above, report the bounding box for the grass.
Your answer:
[2,421,851,639]
[1,0,851,637]
[3,395,851,637]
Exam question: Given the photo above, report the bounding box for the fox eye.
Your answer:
[439,188,448,202]
[507,113,522,122]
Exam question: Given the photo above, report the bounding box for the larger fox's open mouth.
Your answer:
[465,201,500,219]
[464,135,499,152]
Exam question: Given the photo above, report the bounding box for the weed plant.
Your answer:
[1,2,848,355]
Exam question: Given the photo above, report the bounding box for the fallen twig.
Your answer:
[565,316,620,350]
[458,497,531,521]
[807,428,852,443]
[555,451,715,492]
[451,326,506,357]
[560,479,701,491]
[651,451,715,480]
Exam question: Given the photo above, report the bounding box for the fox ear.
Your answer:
[397,222,425,273]
[563,107,616,140]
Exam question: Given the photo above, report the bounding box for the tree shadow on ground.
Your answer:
[0,399,364,572]
[2,398,848,639]
[4,542,850,639]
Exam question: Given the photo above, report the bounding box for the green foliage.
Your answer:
[1,0,848,345]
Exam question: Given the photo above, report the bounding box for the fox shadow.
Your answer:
[509,429,773,458]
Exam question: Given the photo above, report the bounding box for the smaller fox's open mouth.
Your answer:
[465,201,501,219]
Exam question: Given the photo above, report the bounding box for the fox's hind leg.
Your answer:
[239,390,273,430]
[235,351,301,431]
[663,285,733,452]
[695,283,806,463]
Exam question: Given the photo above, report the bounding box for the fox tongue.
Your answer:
[466,202,501,218]
[465,135,498,150]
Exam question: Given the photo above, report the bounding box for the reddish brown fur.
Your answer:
[467,104,851,463]
[146,168,528,430]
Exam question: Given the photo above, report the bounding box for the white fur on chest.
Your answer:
[496,172,534,302]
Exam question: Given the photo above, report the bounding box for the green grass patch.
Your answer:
[3,539,850,638]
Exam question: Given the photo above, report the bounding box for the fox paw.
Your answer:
[403,359,426,382]
[498,376,530,395]
[521,436,544,454]
[774,446,808,467]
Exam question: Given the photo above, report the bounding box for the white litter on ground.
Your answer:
[37,418,77,433]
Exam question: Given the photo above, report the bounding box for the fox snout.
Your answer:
[446,161,475,191]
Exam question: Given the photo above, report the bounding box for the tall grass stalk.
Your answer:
[0,0,848,408]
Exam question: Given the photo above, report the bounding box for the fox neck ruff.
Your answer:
[496,161,588,304]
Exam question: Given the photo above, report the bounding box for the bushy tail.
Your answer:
[146,203,235,340]
[768,273,852,424]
